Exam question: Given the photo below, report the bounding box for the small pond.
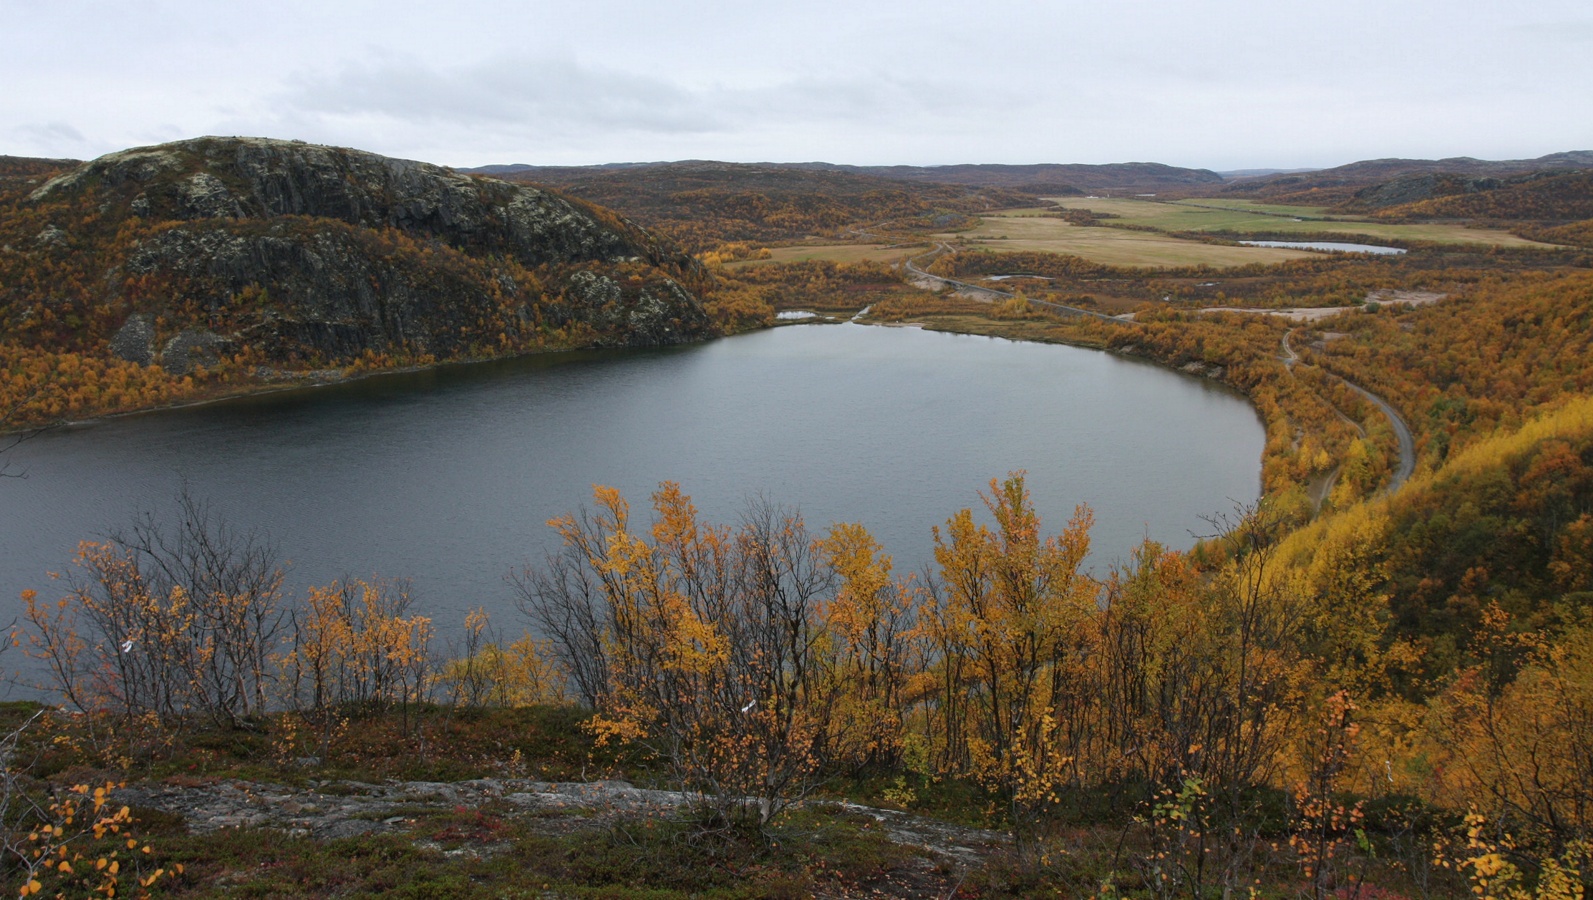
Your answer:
[1240,240,1406,255]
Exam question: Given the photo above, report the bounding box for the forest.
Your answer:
[2,143,1593,897]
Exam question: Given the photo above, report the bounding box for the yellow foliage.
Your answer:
[281,577,433,713]
[924,472,1098,821]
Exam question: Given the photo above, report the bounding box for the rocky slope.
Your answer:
[480,158,1224,198]
[476,159,1040,250]
[2,137,711,378]
[1217,150,1593,205]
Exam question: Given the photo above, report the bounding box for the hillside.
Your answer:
[483,160,1038,250]
[1217,149,1593,204]
[1346,169,1593,223]
[475,159,1225,196]
[6,141,1593,897]
[0,154,79,182]
[0,137,712,425]
[797,160,1226,194]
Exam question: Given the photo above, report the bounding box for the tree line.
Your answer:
[15,459,1592,895]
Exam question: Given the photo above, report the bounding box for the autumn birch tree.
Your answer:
[516,483,838,830]
[924,472,1099,837]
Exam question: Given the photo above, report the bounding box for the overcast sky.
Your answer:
[5,0,1591,172]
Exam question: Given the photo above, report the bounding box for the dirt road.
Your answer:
[1283,329,1415,493]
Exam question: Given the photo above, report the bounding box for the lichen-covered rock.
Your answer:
[22,136,714,368]
[177,172,245,218]
[162,328,232,375]
[110,313,156,365]
[31,136,681,270]
[33,224,66,247]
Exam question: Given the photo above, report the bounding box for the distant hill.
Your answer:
[2,137,710,377]
[473,158,1226,196]
[1219,151,1593,205]
[1217,167,1322,180]
[480,160,1040,250]
[792,161,1225,194]
[1343,169,1593,222]
[0,154,81,188]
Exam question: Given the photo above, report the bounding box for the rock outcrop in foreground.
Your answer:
[11,136,712,375]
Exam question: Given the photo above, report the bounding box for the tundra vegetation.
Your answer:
[2,143,1593,896]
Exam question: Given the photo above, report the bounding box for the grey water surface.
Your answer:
[0,324,1264,684]
[1240,240,1406,255]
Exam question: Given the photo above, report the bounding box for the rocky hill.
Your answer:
[1,137,711,384]
[1217,150,1593,205]
[477,160,1039,250]
[1342,169,1593,222]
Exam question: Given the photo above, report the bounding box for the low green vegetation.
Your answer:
[932,215,1313,267]
[1048,196,1557,246]
[1171,198,1338,217]
[725,243,922,267]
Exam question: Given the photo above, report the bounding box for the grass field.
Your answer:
[931,216,1315,267]
[1045,196,1557,247]
[727,243,922,267]
[1172,198,1338,217]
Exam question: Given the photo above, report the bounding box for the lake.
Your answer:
[1240,240,1406,255]
[0,324,1263,686]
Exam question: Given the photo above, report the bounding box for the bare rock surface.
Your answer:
[22,136,712,367]
[109,313,156,365]
[114,776,1008,864]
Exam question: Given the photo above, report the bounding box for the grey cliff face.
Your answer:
[31,137,712,365]
[33,137,664,269]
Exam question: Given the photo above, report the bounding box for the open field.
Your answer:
[726,243,923,267]
[1172,198,1338,217]
[1046,196,1558,247]
[932,216,1315,267]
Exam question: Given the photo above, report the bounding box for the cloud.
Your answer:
[256,50,1023,163]
[282,53,722,135]
[15,121,88,148]
[1511,19,1593,42]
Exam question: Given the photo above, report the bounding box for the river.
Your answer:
[0,324,1263,685]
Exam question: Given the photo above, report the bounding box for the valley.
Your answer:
[3,138,1593,898]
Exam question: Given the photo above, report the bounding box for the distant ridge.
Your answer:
[476,159,1040,250]
[1221,151,1593,203]
[789,161,1225,194]
[0,153,81,181]
[463,159,1226,195]
[465,153,1593,201]
[1217,167,1322,180]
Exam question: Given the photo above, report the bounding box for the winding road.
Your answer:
[897,244,1414,495]
[1283,329,1415,494]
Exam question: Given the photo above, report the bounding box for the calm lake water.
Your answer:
[0,324,1263,685]
[1240,240,1406,255]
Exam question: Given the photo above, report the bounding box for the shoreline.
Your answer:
[2,338,717,438]
[11,317,1274,497]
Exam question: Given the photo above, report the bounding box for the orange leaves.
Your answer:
[816,523,923,770]
[1550,513,1593,592]
[282,577,432,714]
[1424,607,1593,851]
[924,472,1100,825]
[23,496,286,729]
[520,484,839,828]
[9,779,177,898]
[0,341,203,430]
[820,523,892,620]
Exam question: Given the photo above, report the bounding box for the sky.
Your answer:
[5,0,1591,172]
